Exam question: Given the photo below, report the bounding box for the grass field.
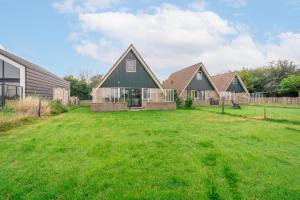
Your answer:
[0,105,300,199]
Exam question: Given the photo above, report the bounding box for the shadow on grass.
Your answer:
[286,127,300,133]
[266,118,300,126]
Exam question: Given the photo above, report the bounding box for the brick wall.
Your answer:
[144,102,176,110]
[193,101,210,106]
[91,102,127,112]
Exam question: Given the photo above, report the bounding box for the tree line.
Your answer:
[64,74,102,100]
[64,59,300,100]
[238,60,300,97]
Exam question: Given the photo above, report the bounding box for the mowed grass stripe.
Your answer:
[0,106,299,199]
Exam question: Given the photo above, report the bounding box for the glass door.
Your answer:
[125,88,142,107]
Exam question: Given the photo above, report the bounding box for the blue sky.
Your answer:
[0,0,300,80]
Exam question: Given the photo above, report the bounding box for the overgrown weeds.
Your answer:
[0,97,70,132]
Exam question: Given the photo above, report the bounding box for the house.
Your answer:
[91,44,176,112]
[163,63,220,105]
[0,48,70,105]
[211,72,250,103]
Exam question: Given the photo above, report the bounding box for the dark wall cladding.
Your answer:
[26,67,70,99]
[0,50,70,99]
[187,69,214,91]
[101,50,159,88]
[226,76,245,93]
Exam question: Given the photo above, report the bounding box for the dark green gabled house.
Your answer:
[211,72,250,103]
[163,63,220,105]
[91,44,175,112]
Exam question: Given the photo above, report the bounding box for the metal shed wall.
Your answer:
[25,67,70,99]
[0,49,70,99]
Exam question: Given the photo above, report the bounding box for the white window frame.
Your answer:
[191,90,206,101]
[164,89,174,102]
[142,88,151,101]
[111,88,120,103]
[233,77,238,84]
[126,59,136,72]
[196,71,202,80]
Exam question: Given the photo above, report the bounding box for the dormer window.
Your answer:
[233,77,238,84]
[196,71,202,80]
[126,59,136,72]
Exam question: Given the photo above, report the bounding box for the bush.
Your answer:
[50,100,68,115]
[185,96,193,108]
[174,90,182,108]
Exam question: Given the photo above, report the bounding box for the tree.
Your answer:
[238,60,300,96]
[64,75,91,100]
[238,69,255,93]
[280,75,300,97]
[89,75,102,89]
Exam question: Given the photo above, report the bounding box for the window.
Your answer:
[126,59,136,72]
[196,71,202,80]
[110,88,120,103]
[143,88,151,100]
[191,90,205,101]
[233,77,238,84]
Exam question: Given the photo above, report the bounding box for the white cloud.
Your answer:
[57,3,300,78]
[0,44,4,50]
[221,0,247,8]
[68,32,82,41]
[189,0,207,11]
[53,0,119,13]
[53,0,80,13]
[74,38,119,62]
[266,32,300,64]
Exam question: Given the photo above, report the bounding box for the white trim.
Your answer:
[126,59,136,72]
[96,44,165,93]
[0,54,26,99]
[179,63,220,98]
[225,73,250,97]
[196,71,202,80]
[142,88,151,101]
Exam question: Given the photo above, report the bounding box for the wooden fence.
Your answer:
[250,97,300,105]
[53,88,70,105]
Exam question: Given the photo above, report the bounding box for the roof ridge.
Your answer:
[169,62,202,76]
[212,71,236,77]
[0,48,67,82]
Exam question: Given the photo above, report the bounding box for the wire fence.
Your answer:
[0,84,23,107]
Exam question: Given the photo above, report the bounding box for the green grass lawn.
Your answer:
[0,106,300,199]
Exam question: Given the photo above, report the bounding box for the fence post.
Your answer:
[264,99,267,120]
[38,98,41,117]
[221,97,225,114]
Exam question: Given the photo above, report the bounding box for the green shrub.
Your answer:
[1,106,15,114]
[174,90,182,108]
[50,100,68,115]
[185,96,193,108]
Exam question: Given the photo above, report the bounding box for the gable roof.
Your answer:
[163,63,220,97]
[0,48,67,82]
[211,72,250,96]
[96,44,164,91]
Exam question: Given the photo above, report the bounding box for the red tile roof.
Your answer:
[211,72,236,92]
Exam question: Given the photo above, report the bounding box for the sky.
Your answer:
[0,0,300,80]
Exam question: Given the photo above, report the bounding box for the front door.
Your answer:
[125,88,142,107]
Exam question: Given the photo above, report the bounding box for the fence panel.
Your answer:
[53,87,70,105]
[250,97,300,105]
